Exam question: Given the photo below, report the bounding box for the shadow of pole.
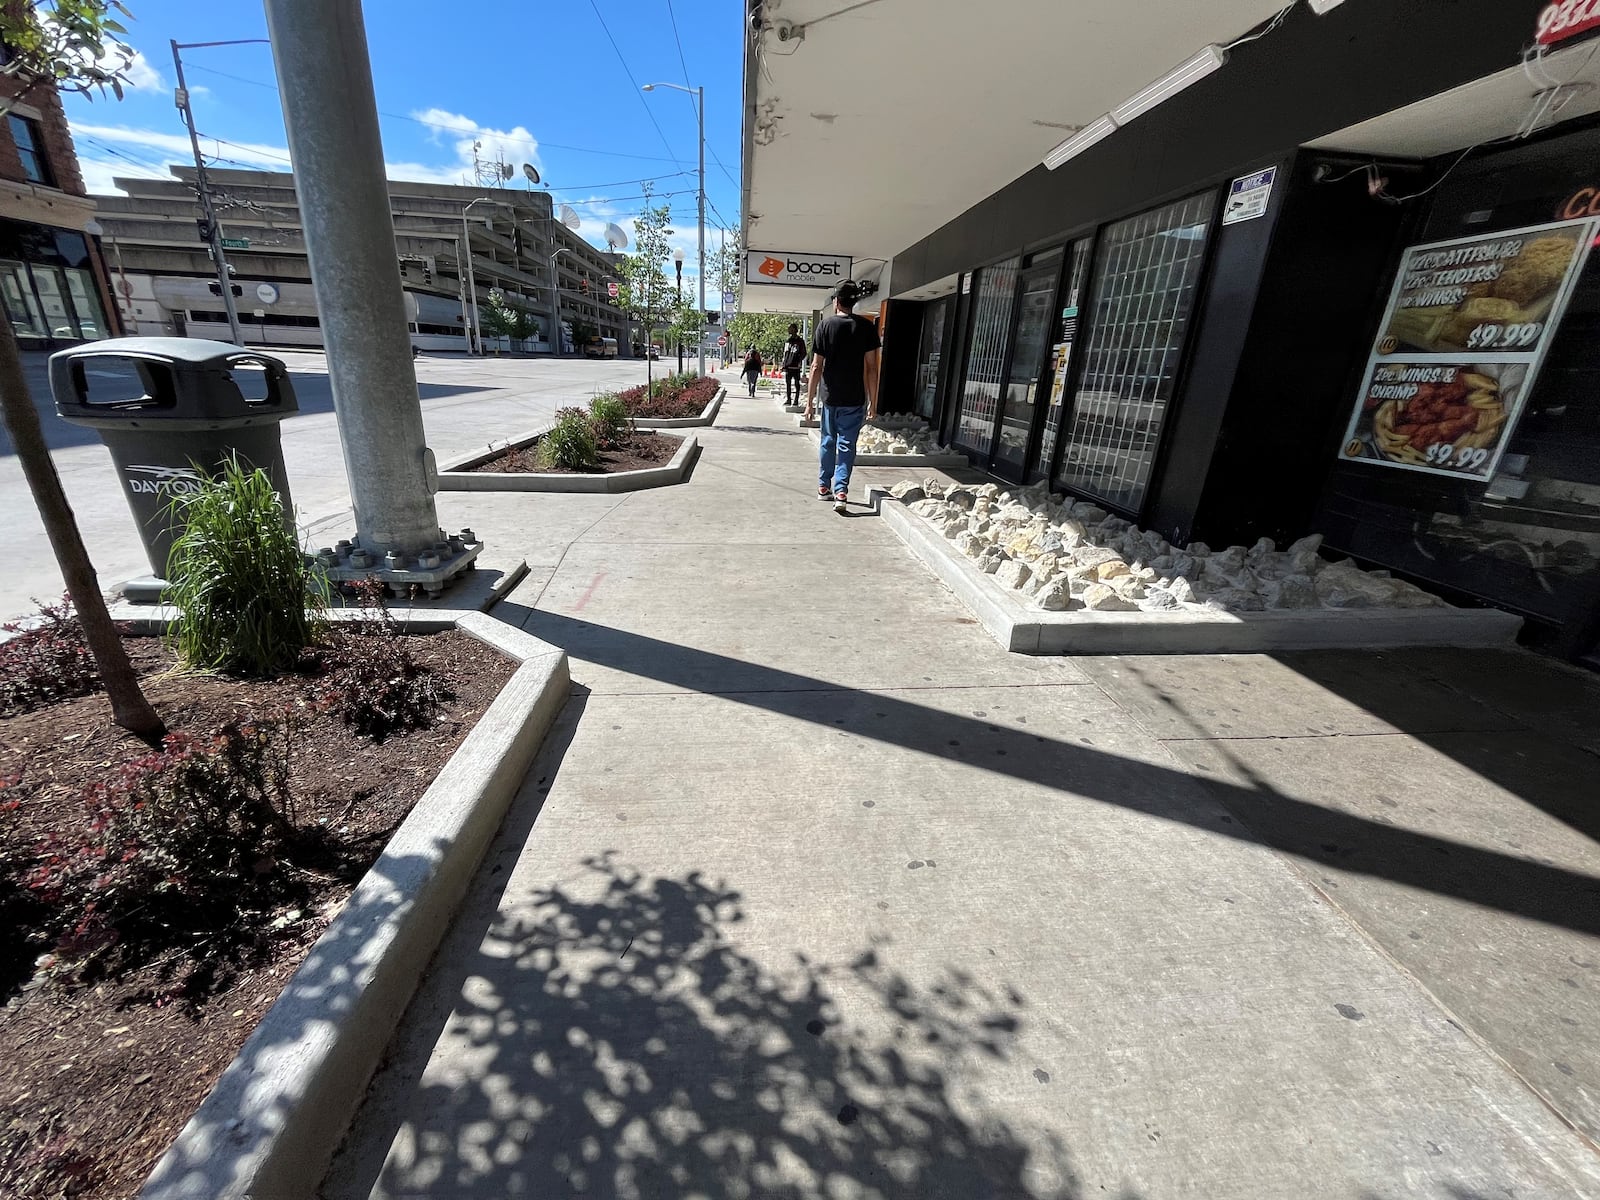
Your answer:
[500,607,1600,940]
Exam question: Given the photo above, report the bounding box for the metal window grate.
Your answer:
[1055,192,1216,511]
[954,256,1020,455]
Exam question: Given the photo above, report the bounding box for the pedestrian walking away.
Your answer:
[742,347,763,397]
[781,323,807,406]
[805,279,880,513]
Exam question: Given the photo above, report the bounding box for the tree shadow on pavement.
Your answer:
[501,608,1600,941]
[330,844,1096,1199]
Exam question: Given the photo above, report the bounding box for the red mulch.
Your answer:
[0,631,514,1200]
[472,430,681,474]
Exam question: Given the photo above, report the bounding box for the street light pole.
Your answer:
[695,84,705,378]
[550,246,573,354]
[674,248,684,374]
[460,198,494,357]
[642,81,707,376]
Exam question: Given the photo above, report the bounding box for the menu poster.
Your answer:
[1340,217,1598,480]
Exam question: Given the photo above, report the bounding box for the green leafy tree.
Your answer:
[0,1,163,740]
[727,311,803,362]
[612,185,678,390]
[479,288,541,350]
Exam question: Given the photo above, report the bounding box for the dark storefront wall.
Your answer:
[1311,122,1600,658]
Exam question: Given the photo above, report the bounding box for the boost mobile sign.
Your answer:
[746,250,852,288]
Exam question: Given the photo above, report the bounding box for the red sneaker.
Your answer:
[833,490,849,513]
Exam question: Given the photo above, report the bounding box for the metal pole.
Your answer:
[461,206,481,356]
[675,258,683,374]
[696,85,706,377]
[172,41,243,346]
[550,246,572,355]
[263,0,441,559]
[452,233,470,352]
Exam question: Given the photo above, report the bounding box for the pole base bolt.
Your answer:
[383,550,405,570]
[349,549,373,568]
[459,528,477,543]
[417,551,442,570]
[335,539,353,556]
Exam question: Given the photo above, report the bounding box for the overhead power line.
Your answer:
[585,0,679,162]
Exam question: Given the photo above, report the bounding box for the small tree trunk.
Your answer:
[0,308,165,741]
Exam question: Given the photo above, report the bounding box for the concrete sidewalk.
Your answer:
[324,383,1600,1199]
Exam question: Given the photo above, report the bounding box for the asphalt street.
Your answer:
[1,348,655,621]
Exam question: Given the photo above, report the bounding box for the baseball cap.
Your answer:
[832,279,861,305]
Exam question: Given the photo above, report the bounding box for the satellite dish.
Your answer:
[604,223,629,251]
[522,163,540,185]
[558,204,581,230]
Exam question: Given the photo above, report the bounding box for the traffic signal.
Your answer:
[196,217,214,244]
[580,278,590,295]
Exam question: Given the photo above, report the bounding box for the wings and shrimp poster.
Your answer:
[1338,216,1598,480]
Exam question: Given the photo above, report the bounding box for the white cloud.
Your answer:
[407,108,541,183]
[122,50,164,92]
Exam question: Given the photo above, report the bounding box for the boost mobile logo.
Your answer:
[757,255,785,279]
[125,464,203,496]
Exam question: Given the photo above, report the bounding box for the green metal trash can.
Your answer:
[49,338,299,597]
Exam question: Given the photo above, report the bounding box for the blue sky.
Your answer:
[62,0,743,290]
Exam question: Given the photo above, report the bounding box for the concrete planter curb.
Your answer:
[869,488,1524,655]
[139,610,571,1200]
[805,424,968,468]
[632,386,725,428]
[435,429,699,493]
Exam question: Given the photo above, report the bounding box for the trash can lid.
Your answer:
[50,337,277,368]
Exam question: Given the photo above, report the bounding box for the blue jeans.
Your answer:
[819,404,866,494]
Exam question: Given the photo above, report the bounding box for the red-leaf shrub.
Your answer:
[0,598,98,717]
[312,579,449,742]
[617,374,718,419]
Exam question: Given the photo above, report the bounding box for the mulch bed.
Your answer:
[471,430,681,474]
[0,631,514,1200]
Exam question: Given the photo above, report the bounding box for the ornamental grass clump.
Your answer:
[165,456,326,676]
[588,393,632,449]
[538,407,600,470]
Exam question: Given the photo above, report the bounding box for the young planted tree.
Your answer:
[0,0,163,740]
[727,311,803,362]
[478,288,541,353]
[612,185,678,393]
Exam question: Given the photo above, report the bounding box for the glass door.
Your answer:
[1035,239,1093,482]
[913,296,950,420]
[993,255,1061,479]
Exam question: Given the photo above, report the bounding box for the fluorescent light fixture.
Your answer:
[1043,114,1119,170]
[1111,44,1228,126]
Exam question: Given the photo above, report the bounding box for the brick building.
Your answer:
[0,26,117,347]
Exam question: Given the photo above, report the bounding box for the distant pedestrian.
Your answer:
[805,280,879,513]
[742,347,763,397]
[781,323,806,406]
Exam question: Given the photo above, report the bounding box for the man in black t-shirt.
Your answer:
[805,280,880,513]
[780,323,807,407]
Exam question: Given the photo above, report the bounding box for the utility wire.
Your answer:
[183,61,698,165]
[585,0,680,163]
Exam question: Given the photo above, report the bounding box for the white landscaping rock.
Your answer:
[1082,583,1140,611]
[995,560,1033,591]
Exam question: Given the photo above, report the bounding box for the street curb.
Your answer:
[107,558,530,635]
[869,488,1524,655]
[139,611,571,1200]
[435,431,699,493]
[632,387,725,428]
[805,424,968,468]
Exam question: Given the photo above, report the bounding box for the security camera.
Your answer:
[773,18,803,42]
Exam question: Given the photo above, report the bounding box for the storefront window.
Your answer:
[0,261,46,338]
[954,256,1019,455]
[1317,126,1600,647]
[31,267,77,339]
[64,268,106,339]
[1055,191,1217,512]
[994,252,1061,475]
[1036,239,1092,481]
[913,296,950,420]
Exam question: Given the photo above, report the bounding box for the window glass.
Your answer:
[32,266,75,338]
[913,296,949,420]
[8,115,51,186]
[64,268,105,339]
[1055,191,1217,512]
[954,257,1020,455]
[0,260,45,337]
[1037,239,1092,480]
